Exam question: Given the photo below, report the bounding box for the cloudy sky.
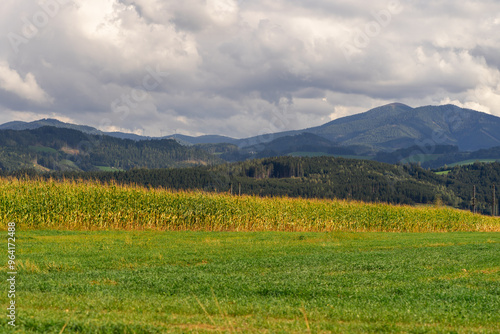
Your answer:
[1,0,499,138]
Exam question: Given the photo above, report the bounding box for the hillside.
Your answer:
[0,118,103,135]
[193,103,500,161]
[0,126,219,172]
[223,103,500,162]
[375,145,500,169]
[241,133,355,159]
[221,104,499,154]
[164,134,239,145]
[300,103,500,152]
[0,118,156,142]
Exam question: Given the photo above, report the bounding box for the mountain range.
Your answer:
[1,103,500,171]
[233,103,500,153]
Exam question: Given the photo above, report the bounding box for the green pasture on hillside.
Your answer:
[28,146,59,155]
[448,159,500,167]
[96,166,125,172]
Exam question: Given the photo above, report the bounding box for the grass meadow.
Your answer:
[2,232,499,333]
[1,177,499,333]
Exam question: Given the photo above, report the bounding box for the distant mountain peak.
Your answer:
[371,102,413,112]
[40,118,63,122]
[36,118,77,126]
[310,103,500,152]
[386,102,411,108]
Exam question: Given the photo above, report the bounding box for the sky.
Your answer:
[0,0,500,138]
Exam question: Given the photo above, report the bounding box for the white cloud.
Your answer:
[0,61,52,104]
[207,0,239,26]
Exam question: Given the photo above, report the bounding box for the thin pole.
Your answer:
[473,185,476,214]
[239,183,241,196]
[493,185,496,216]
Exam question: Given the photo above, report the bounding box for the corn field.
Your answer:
[1,177,499,232]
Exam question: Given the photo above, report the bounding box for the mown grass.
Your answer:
[1,177,499,232]
[287,152,336,157]
[1,231,499,333]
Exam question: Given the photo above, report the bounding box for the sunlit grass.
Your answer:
[1,231,498,333]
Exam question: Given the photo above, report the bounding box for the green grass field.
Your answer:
[400,154,441,164]
[96,166,125,172]
[1,177,499,333]
[28,146,59,155]
[448,159,500,167]
[2,231,499,333]
[287,153,374,160]
[288,151,335,157]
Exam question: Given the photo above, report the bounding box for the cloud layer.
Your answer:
[1,0,499,137]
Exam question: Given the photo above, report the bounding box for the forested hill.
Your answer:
[0,126,220,171]
[8,156,500,215]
